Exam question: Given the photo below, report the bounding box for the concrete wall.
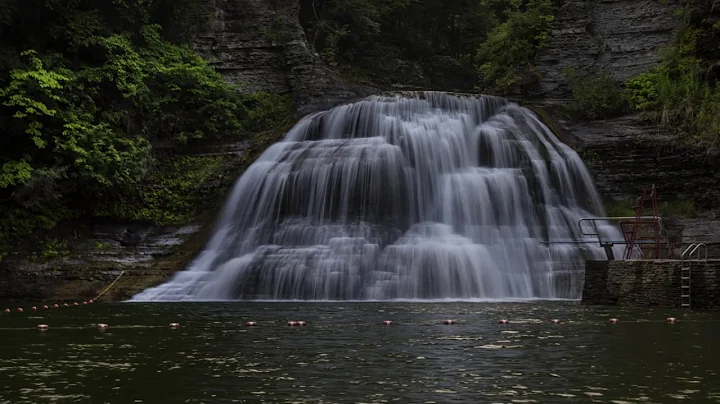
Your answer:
[583,260,720,309]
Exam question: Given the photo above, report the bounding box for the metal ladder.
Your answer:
[680,243,708,308]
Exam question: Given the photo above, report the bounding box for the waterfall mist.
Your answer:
[131,92,623,301]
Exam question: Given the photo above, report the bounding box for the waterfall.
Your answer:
[131,92,623,301]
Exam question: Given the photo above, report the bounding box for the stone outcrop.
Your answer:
[0,222,212,301]
[546,114,720,257]
[535,0,679,99]
[195,0,375,116]
[583,259,720,309]
[565,116,720,209]
[532,0,719,220]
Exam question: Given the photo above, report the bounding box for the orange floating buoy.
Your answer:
[3,308,9,313]
[82,301,87,305]
[17,308,24,313]
[73,302,79,306]
[666,317,677,323]
[297,321,307,326]
[63,303,68,307]
[38,324,49,330]
[97,323,109,329]
[88,300,94,304]
[287,321,297,327]
[245,321,257,327]
[169,323,180,328]
[53,304,59,308]
[383,320,393,325]
[31,306,37,311]
[550,319,561,324]
[43,305,49,309]
[444,319,456,325]
[609,318,618,324]
[498,319,509,325]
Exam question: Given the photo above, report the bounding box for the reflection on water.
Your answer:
[0,302,719,403]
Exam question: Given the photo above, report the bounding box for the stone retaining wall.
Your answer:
[582,260,720,309]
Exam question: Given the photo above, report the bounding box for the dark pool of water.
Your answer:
[1,301,719,403]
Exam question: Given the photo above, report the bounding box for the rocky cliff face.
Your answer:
[533,0,720,255]
[195,0,374,116]
[566,116,720,209]
[563,115,720,255]
[534,0,678,99]
[2,0,717,303]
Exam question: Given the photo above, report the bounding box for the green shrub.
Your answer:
[660,200,696,218]
[604,200,637,218]
[0,1,293,258]
[563,67,628,120]
[625,71,663,111]
[475,0,557,95]
[91,155,227,226]
[623,13,720,149]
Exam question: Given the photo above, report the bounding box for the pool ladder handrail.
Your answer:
[680,243,707,309]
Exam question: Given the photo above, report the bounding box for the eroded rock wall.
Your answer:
[566,116,720,209]
[535,0,678,99]
[0,223,211,302]
[533,0,720,256]
[195,0,374,116]
[545,114,720,253]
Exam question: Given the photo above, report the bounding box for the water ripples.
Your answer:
[1,302,719,403]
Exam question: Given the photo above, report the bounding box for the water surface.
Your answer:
[1,301,718,403]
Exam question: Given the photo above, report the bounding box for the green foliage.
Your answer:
[240,93,293,134]
[661,199,696,218]
[604,200,636,218]
[563,67,629,120]
[475,0,557,95]
[0,160,33,188]
[604,199,696,219]
[625,71,663,111]
[0,48,153,200]
[622,3,720,149]
[92,156,228,225]
[300,0,559,92]
[0,0,292,258]
[37,238,69,261]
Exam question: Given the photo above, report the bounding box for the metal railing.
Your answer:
[578,216,664,240]
[575,216,667,260]
[681,243,707,265]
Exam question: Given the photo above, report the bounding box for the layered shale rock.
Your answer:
[534,0,679,99]
[194,0,374,116]
[567,116,720,210]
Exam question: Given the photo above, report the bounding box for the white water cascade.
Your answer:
[132,92,624,301]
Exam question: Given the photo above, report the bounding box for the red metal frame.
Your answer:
[620,185,673,259]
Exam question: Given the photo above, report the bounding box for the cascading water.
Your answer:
[132,92,624,302]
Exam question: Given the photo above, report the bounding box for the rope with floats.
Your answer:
[93,270,126,302]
